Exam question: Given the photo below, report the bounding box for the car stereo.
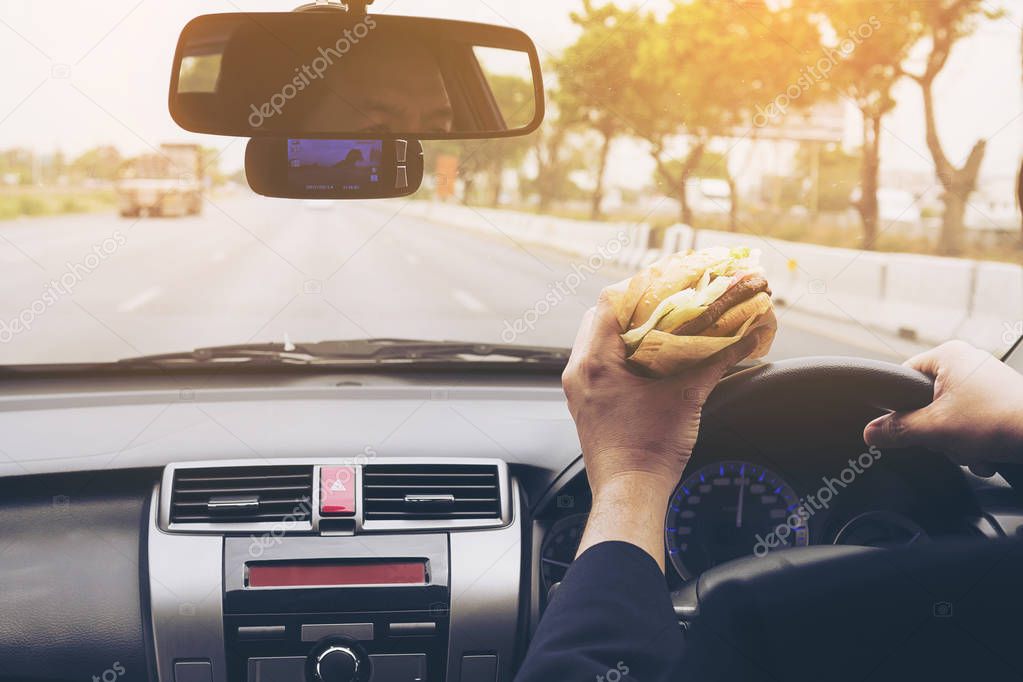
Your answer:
[147,459,522,682]
[224,534,450,682]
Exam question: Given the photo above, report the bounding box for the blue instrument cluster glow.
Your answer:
[665,460,808,579]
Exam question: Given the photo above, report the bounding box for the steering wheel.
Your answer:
[673,357,1023,681]
[704,355,934,417]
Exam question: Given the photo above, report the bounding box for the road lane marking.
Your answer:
[452,288,489,313]
[117,286,162,313]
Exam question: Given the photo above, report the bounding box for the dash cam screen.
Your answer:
[287,139,383,192]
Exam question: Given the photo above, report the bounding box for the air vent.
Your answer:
[363,464,501,521]
[169,465,313,524]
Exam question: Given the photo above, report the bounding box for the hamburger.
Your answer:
[605,246,777,376]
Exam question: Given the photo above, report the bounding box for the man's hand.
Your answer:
[864,340,1023,466]
[563,291,760,569]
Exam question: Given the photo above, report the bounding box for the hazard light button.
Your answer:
[320,466,356,516]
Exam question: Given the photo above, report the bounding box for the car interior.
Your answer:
[2,1,1023,682]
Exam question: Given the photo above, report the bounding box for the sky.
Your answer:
[0,0,1020,190]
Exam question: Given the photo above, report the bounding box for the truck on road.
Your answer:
[116,143,204,218]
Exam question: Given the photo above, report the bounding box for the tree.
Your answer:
[482,74,536,206]
[525,90,589,211]
[70,145,123,182]
[794,142,862,212]
[818,2,919,250]
[0,148,36,185]
[651,149,738,227]
[557,0,646,220]
[624,0,821,225]
[423,74,535,207]
[178,53,222,93]
[199,146,229,186]
[904,1,1002,255]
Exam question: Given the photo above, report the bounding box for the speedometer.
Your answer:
[665,461,808,579]
[540,513,588,594]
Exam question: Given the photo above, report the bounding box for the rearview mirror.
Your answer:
[245,138,423,199]
[170,12,544,140]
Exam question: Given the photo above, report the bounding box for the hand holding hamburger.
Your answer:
[605,246,777,376]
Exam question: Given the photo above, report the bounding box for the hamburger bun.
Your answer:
[608,246,777,376]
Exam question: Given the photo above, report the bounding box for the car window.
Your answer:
[0,0,1020,365]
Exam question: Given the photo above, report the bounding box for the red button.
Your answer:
[320,466,356,515]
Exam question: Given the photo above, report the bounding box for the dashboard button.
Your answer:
[369,653,427,682]
[388,622,436,637]
[395,166,408,190]
[237,625,286,640]
[247,657,305,682]
[395,140,408,163]
[460,654,498,682]
[302,622,374,642]
[174,661,212,682]
[320,466,356,516]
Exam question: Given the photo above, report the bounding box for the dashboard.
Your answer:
[0,368,1018,682]
[535,435,990,606]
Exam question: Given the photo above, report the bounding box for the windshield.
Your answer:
[1,1,1020,366]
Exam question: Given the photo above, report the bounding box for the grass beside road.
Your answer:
[0,188,117,221]
[495,202,1023,266]
[686,213,1023,266]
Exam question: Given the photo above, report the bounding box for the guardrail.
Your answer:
[401,201,1023,356]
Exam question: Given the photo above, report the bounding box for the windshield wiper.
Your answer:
[114,338,571,369]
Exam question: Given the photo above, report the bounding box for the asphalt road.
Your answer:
[0,194,929,366]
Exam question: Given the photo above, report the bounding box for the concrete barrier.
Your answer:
[654,224,693,263]
[619,223,650,269]
[405,201,1023,351]
[957,261,1023,354]
[879,253,973,342]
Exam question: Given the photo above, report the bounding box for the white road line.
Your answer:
[117,286,163,313]
[451,288,489,313]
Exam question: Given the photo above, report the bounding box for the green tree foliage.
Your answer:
[199,146,228,186]
[557,0,647,219]
[814,1,919,249]
[70,146,123,182]
[0,148,37,185]
[178,54,222,93]
[624,0,822,224]
[426,73,535,206]
[794,142,862,213]
[525,89,591,211]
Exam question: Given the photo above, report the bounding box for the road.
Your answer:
[0,194,929,365]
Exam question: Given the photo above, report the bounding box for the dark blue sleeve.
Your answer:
[515,541,685,682]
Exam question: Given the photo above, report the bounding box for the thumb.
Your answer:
[710,331,761,372]
[683,333,761,394]
[863,408,934,450]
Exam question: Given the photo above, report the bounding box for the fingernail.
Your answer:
[865,415,887,431]
[863,415,887,442]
